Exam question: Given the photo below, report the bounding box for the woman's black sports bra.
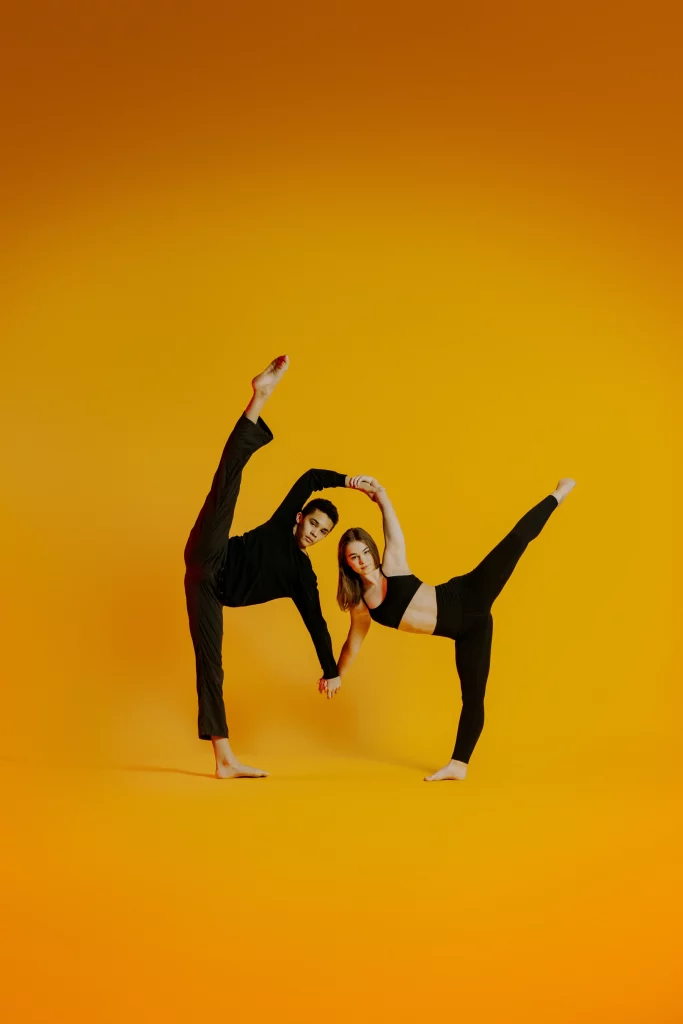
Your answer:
[361,567,423,629]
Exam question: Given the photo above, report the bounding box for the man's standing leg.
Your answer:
[184,354,289,778]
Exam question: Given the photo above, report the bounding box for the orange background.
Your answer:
[2,3,682,1022]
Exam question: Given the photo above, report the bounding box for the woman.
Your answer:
[322,476,576,780]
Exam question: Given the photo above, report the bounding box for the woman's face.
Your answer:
[344,539,376,576]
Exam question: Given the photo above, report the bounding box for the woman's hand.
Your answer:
[318,676,342,699]
[348,475,383,494]
[365,486,385,503]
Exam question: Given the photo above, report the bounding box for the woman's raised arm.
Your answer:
[373,487,410,574]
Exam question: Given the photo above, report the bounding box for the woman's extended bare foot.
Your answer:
[552,478,576,504]
[424,759,468,782]
[212,737,268,779]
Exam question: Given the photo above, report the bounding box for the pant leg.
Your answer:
[184,414,273,740]
[459,495,558,616]
[451,613,493,763]
[185,573,229,739]
[184,414,273,571]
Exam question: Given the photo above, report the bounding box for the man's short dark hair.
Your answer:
[301,498,339,528]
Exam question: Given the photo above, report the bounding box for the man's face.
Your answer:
[294,508,335,550]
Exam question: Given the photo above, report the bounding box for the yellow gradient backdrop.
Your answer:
[2,3,682,1022]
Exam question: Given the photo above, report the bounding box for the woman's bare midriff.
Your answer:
[397,582,438,634]
[362,576,438,634]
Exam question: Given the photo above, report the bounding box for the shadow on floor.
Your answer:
[117,753,434,781]
[119,764,215,780]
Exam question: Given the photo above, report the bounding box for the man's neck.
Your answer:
[292,525,309,555]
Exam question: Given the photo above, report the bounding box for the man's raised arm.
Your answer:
[267,469,349,528]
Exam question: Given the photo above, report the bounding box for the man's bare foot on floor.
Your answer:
[215,760,269,780]
[212,736,268,779]
[424,759,468,782]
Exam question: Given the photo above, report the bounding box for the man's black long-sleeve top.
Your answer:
[218,468,347,680]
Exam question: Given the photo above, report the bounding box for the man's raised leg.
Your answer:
[184,354,290,778]
[245,354,289,424]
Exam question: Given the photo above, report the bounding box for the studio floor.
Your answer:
[2,752,681,1023]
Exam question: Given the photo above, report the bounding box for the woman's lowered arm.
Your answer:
[336,600,373,679]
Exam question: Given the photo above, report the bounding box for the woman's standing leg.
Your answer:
[424,614,493,782]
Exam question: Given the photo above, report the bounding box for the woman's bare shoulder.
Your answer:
[350,599,371,620]
[381,556,412,577]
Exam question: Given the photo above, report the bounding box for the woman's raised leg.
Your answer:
[459,479,575,616]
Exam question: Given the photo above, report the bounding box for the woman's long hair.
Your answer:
[337,527,381,610]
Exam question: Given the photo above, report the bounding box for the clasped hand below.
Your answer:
[318,675,342,699]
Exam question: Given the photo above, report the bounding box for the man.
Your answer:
[184,355,378,778]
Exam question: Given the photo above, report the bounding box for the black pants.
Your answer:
[184,416,273,740]
[433,495,558,763]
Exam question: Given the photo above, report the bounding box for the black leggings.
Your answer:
[184,415,273,740]
[433,495,559,763]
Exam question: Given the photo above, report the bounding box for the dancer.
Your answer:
[327,478,576,779]
[184,355,379,779]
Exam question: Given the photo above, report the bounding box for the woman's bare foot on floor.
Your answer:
[552,478,576,504]
[424,759,468,782]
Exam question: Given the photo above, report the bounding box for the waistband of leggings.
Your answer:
[433,579,462,639]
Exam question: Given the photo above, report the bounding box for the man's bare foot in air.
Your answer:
[552,478,576,504]
[212,737,269,779]
[424,759,468,782]
[245,355,289,423]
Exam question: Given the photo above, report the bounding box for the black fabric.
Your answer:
[363,494,558,764]
[362,569,423,627]
[184,415,347,740]
[435,494,559,763]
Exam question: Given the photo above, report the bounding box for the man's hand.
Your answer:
[348,475,383,494]
[318,676,342,699]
